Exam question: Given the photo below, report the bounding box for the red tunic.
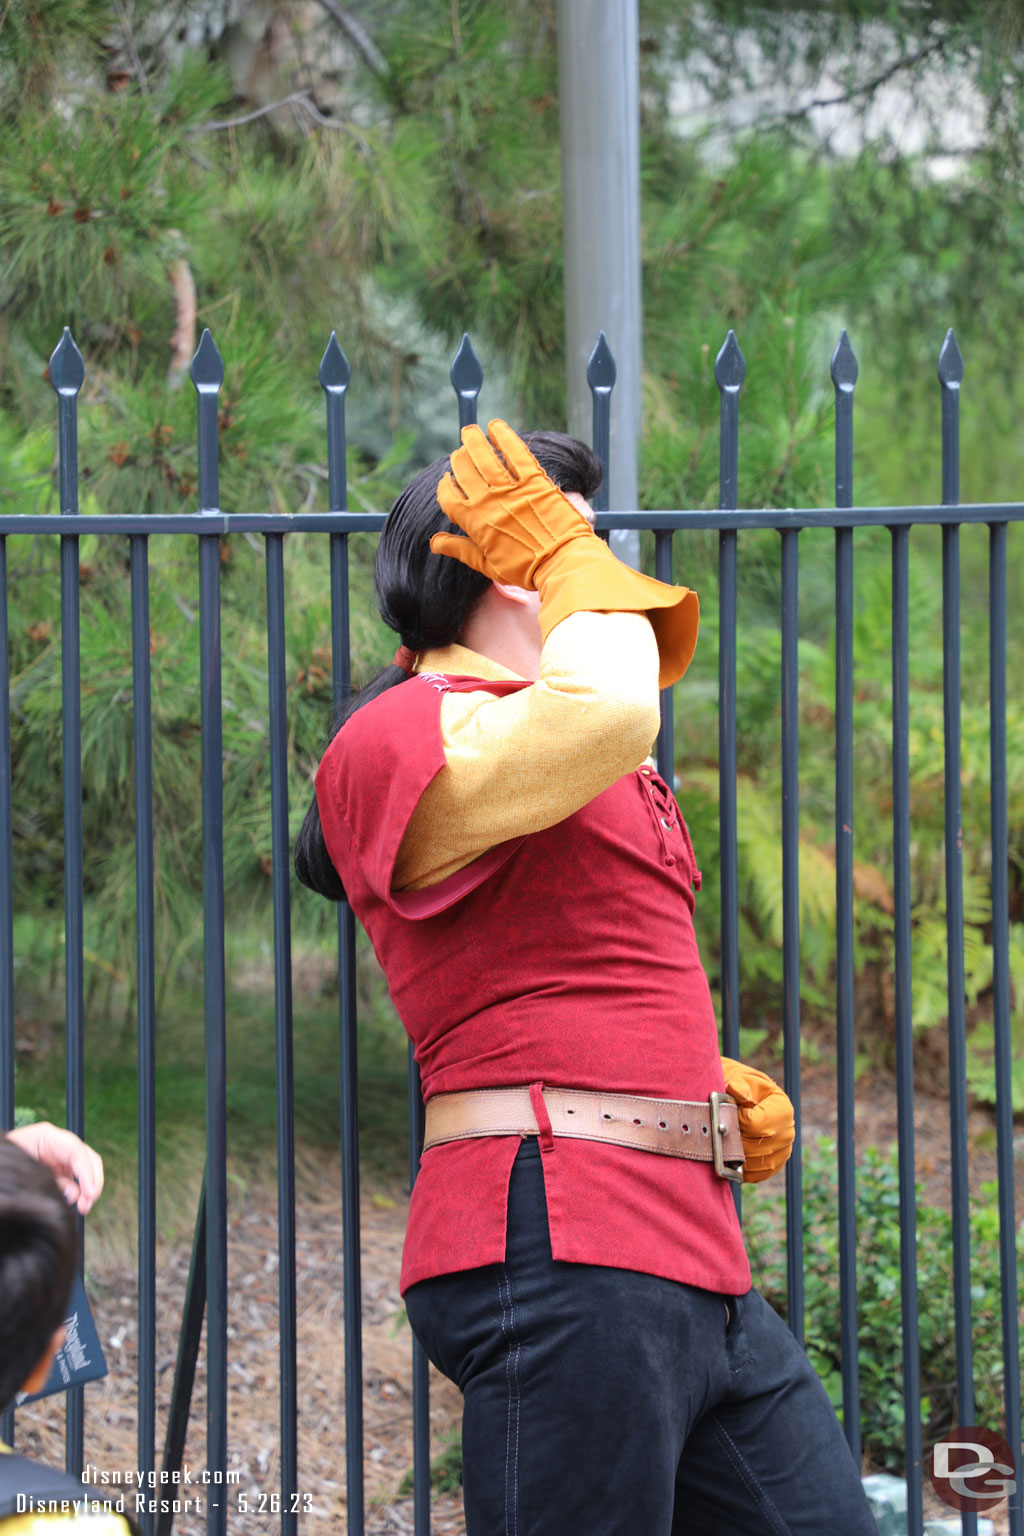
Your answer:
[315,670,751,1296]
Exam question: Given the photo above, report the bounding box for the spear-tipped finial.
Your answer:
[319,332,351,393]
[189,329,225,393]
[49,328,85,396]
[586,331,617,393]
[450,334,484,400]
[830,330,859,392]
[937,328,964,388]
[714,330,746,392]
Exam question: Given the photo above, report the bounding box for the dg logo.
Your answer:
[929,1426,1018,1513]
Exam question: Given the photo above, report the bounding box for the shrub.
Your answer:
[745,1137,1024,1470]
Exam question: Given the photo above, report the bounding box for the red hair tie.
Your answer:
[392,644,418,676]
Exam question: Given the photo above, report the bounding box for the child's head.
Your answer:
[0,1136,77,1411]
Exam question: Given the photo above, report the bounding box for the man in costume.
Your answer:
[297,423,877,1534]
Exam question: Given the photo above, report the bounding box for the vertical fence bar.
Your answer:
[190,329,229,1536]
[319,334,365,1536]
[0,532,13,1450]
[988,518,1022,1536]
[130,531,157,1533]
[891,522,923,1536]
[938,331,976,1536]
[265,532,298,1536]
[451,334,483,433]
[714,333,745,1069]
[655,531,674,779]
[586,331,615,517]
[830,332,860,1454]
[779,526,803,1343]
[49,328,86,1476]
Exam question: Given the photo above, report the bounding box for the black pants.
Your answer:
[405,1139,878,1535]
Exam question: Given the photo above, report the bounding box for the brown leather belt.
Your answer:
[422,1085,745,1182]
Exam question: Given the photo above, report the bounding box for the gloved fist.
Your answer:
[431,420,594,589]
[720,1057,795,1184]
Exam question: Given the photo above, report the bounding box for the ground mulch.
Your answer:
[11,1060,1020,1534]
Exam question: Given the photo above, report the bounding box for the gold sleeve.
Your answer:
[394,611,661,891]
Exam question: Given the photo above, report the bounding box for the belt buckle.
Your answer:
[709,1092,744,1183]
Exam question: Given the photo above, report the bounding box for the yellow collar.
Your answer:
[415,643,525,684]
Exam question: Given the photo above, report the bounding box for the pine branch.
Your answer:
[310,0,388,80]
[113,0,150,97]
[781,36,949,124]
[187,92,370,152]
[144,0,192,61]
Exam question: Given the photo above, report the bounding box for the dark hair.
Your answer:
[0,1138,77,1412]
[294,429,603,900]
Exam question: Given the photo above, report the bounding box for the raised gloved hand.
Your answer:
[720,1057,795,1184]
[431,420,700,687]
[432,418,594,586]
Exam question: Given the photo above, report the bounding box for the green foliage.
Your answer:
[641,140,900,512]
[398,1429,464,1496]
[1,57,223,344]
[370,2,567,424]
[0,0,112,104]
[746,1138,1024,1470]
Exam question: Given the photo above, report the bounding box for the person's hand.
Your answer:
[719,1058,795,1184]
[432,419,701,689]
[431,420,594,587]
[5,1122,104,1214]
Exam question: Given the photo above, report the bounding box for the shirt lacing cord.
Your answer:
[637,766,702,888]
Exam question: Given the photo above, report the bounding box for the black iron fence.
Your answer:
[0,323,1021,1536]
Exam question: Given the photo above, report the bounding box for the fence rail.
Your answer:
[0,324,1020,1536]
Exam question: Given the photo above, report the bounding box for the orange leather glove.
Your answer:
[431,420,700,687]
[720,1056,796,1184]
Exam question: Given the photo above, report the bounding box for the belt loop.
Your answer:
[528,1082,554,1152]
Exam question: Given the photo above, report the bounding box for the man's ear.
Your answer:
[490,581,536,608]
[19,1327,63,1396]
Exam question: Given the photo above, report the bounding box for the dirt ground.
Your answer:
[11,1057,1021,1535]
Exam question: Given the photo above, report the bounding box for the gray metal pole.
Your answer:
[558,0,642,558]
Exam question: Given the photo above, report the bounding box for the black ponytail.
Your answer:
[294,430,603,900]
